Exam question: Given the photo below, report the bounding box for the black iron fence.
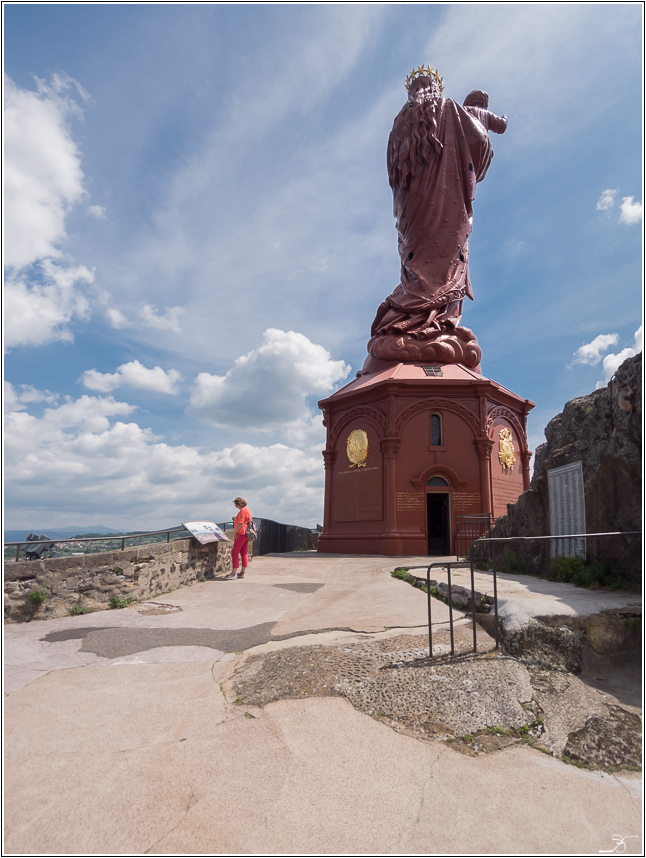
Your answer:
[6,515,316,563]
[455,514,496,559]
[4,526,193,563]
[217,517,312,556]
[407,530,642,661]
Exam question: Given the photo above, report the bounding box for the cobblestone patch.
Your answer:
[235,630,533,739]
[563,704,642,771]
[233,627,642,771]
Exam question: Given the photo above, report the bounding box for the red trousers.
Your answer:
[232,533,249,569]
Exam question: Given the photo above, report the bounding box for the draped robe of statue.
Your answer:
[365,84,505,371]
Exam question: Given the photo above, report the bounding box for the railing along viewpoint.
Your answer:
[406,531,641,661]
[4,526,192,563]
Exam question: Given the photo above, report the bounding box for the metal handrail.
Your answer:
[406,561,471,658]
[4,526,193,563]
[467,531,642,655]
[404,530,642,661]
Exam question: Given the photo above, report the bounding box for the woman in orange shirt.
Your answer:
[226,497,252,579]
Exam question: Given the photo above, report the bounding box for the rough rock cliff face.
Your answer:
[490,353,642,584]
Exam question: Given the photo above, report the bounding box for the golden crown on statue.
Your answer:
[405,65,444,93]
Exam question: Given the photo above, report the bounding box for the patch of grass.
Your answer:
[497,550,634,592]
[548,556,632,591]
[391,568,429,594]
[560,752,592,770]
[70,601,93,616]
[198,575,206,582]
[28,588,48,606]
[108,595,133,610]
[499,550,531,576]
[625,617,641,632]
[523,738,552,756]
[487,726,507,735]
[234,695,242,705]
[112,567,122,574]
[462,733,474,743]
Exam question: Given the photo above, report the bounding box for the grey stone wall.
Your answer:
[488,353,642,583]
[4,537,232,623]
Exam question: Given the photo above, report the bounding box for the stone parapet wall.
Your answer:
[4,537,232,623]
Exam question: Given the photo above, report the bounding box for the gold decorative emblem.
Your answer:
[346,429,369,468]
[498,428,515,471]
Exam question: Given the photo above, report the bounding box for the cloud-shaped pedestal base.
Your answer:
[366,326,482,369]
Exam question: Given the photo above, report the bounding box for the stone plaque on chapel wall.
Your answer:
[333,426,383,522]
[547,461,586,558]
[333,465,383,522]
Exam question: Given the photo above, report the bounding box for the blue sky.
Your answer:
[4,4,643,532]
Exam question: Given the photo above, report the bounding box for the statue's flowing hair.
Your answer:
[388,95,442,191]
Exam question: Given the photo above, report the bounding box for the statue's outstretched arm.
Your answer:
[488,112,508,135]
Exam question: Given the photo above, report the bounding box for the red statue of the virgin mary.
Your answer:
[364,67,507,371]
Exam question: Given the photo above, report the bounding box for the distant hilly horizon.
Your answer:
[4,525,121,543]
[4,522,234,543]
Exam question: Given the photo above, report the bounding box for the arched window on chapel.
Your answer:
[430,413,443,447]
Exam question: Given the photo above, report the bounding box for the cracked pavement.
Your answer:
[4,553,642,854]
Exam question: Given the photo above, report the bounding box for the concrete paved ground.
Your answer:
[4,554,642,855]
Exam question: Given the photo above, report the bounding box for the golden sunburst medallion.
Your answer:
[346,429,369,468]
[498,427,515,471]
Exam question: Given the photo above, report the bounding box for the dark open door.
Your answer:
[427,493,449,555]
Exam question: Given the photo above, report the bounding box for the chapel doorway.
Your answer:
[427,492,450,555]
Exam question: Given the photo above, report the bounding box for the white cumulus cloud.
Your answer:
[80,361,183,395]
[189,328,350,430]
[87,204,106,219]
[4,74,87,269]
[140,303,186,333]
[106,308,129,329]
[594,189,642,225]
[619,196,643,225]
[3,75,102,348]
[4,392,326,529]
[4,261,93,348]
[4,382,60,412]
[572,333,619,366]
[596,189,618,211]
[600,325,643,382]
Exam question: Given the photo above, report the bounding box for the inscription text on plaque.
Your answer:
[547,461,586,557]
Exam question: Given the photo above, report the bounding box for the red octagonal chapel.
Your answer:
[318,361,534,557]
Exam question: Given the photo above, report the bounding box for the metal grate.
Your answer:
[423,366,443,376]
[455,514,495,559]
